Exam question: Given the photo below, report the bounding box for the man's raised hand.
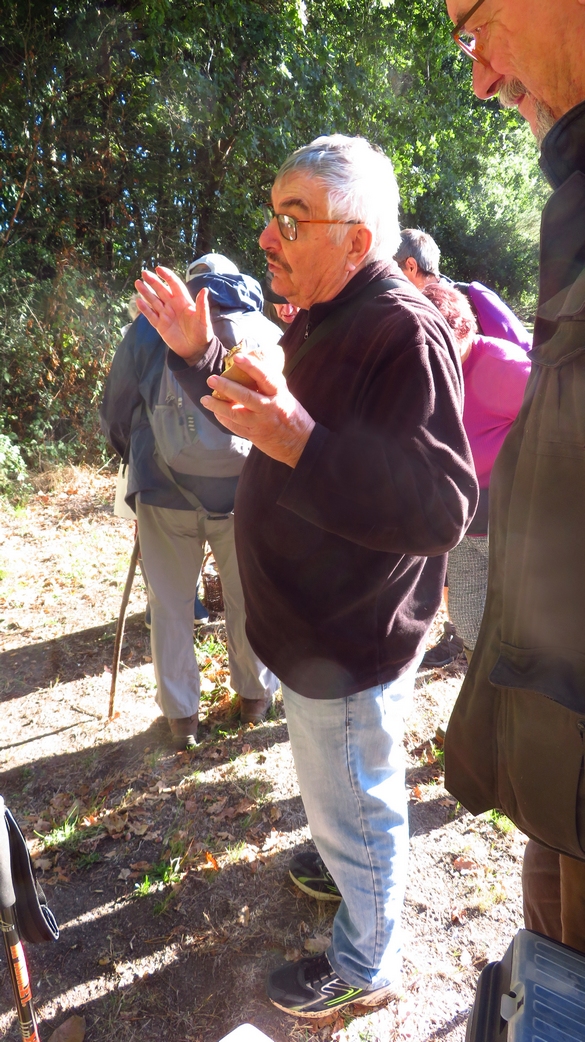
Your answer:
[134,266,214,364]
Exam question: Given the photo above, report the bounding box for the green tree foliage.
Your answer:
[0,0,547,462]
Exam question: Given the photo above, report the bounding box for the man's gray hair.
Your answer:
[275,135,401,263]
[394,229,441,277]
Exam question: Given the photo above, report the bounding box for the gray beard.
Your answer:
[499,78,556,145]
[533,103,557,145]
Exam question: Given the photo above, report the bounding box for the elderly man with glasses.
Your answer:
[135,134,477,1015]
[444,0,585,952]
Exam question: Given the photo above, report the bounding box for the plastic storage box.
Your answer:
[466,929,585,1041]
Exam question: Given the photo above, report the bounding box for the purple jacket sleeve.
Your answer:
[468,282,532,351]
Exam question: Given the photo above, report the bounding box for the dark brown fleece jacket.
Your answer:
[170,261,478,698]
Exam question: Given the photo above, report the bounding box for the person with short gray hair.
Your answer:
[275,134,401,261]
[135,133,477,1016]
[394,227,442,288]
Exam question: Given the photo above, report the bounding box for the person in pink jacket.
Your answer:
[422,282,530,661]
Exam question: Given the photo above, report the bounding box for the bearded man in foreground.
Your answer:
[444,0,585,950]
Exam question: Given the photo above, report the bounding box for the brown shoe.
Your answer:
[168,715,198,749]
[239,694,272,725]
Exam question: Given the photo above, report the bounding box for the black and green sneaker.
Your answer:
[266,952,396,1018]
[289,850,341,902]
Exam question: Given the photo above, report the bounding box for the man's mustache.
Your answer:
[498,78,556,143]
[499,78,528,108]
[265,251,293,274]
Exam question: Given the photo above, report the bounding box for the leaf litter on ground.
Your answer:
[0,467,528,1042]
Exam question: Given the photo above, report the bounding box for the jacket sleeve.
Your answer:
[99,321,143,458]
[277,320,479,557]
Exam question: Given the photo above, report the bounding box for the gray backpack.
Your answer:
[147,355,249,478]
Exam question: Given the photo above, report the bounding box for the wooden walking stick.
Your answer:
[108,531,140,720]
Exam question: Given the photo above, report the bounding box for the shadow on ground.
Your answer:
[0,613,151,704]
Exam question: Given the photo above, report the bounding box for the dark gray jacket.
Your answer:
[100,273,281,513]
[445,101,585,859]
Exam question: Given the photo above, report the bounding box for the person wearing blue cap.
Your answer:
[100,254,281,747]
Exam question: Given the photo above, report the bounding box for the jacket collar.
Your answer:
[540,99,585,190]
[305,260,407,328]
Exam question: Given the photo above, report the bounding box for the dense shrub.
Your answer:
[0,260,129,467]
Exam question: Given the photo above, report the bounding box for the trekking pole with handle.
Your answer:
[0,796,41,1042]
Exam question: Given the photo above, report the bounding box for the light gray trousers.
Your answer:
[135,502,279,719]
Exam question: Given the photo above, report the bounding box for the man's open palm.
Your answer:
[134,266,213,362]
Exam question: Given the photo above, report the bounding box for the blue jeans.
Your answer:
[282,662,418,991]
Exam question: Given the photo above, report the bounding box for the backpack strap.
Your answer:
[0,797,59,944]
[283,277,404,380]
[145,423,206,512]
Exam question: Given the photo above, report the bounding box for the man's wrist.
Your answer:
[183,340,212,367]
[283,417,316,468]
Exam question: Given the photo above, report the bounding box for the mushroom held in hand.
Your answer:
[212,341,262,400]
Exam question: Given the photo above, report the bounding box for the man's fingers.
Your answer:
[206,374,270,410]
[155,266,190,295]
[134,293,159,324]
[135,280,164,318]
[195,288,214,343]
[200,394,254,436]
[229,353,281,396]
[140,268,175,305]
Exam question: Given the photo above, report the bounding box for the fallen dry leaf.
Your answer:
[234,797,255,815]
[331,1014,346,1038]
[216,806,237,820]
[262,829,282,851]
[117,868,131,881]
[47,1015,86,1042]
[184,800,197,813]
[129,822,149,836]
[208,798,228,816]
[130,861,151,872]
[102,811,128,835]
[33,819,52,834]
[451,907,468,925]
[453,856,480,873]
[304,935,330,954]
[34,858,53,872]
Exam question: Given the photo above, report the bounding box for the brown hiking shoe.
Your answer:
[239,694,273,725]
[168,715,198,749]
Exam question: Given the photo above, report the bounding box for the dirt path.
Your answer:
[0,468,526,1042]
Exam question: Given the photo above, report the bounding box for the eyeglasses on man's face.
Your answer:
[262,204,361,242]
[451,0,491,68]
